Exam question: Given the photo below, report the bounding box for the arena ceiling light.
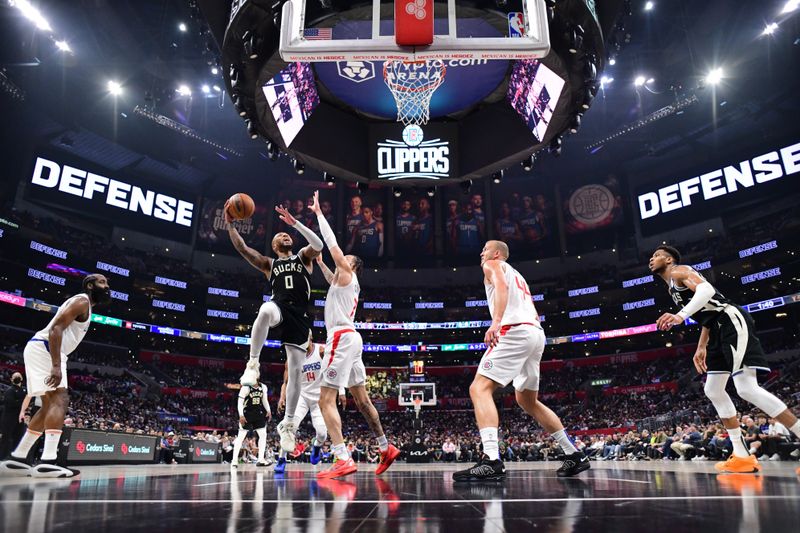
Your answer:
[634,75,646,87]
[10,0,52,32]
[426,187,435,197]
[762,22,779,35]
[292,159,305,175]
[705,67,724,85]
[492,170,503,184]
[324,172,335,186]
[644,1,655,11]
[600,75,613,87]
[522,154,535,171]
[107,80,123,96]
[393,187,402,198]
[781,1,799,14]
[177,85,192,97]
[55,40,71,53]
[212,85,221,92]
[608,57,616,66]
[178,22,188,32]
[211,67,219,75]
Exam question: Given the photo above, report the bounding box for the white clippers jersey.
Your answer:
[324,272,360,331]
[485,262,539,327]
[33,294,92,356]
[300,344,325,404]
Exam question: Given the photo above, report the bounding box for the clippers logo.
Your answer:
[377,125,450,180]
[405,0,427,20]
[337,61,375,83]
[327,369,337,380]
[482,360,493,370]
[569,185,614,225]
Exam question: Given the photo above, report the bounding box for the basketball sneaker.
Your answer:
[714,454,761,473]
[452,455,506,482]
[310,444,322,465]
[317,457,357,479]
[375,444,400,475]
[277,420,296,453]
[239,359,260,386]
[0,456,33,476]
[273,457,286,474]
[557,452,591,477]
[316,478,357,500]
[30,461,80,478]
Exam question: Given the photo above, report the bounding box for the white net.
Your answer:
[383,60,447,126]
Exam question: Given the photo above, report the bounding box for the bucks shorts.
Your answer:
[706,305,770,375]
[321,328,366,389]
[477,323,545,391]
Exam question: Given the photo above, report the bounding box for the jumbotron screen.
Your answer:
[262,62,320,146]
[507,59,566,142]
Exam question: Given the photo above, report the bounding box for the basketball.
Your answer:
[227,193,255,220]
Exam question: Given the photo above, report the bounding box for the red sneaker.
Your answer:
[317,457,357,479]
[375,444,400,475]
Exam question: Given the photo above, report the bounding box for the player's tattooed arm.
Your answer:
[226,203,272,273]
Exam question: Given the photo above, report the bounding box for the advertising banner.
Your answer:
[196,197,268,253]
[61,428,159,465]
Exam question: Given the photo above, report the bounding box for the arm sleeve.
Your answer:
[316,212,338,250]
[677,281,716,320]
[293,220,323,251]
[237,386,249,418]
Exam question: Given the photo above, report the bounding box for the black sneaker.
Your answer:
[30,461,80,478]
[453,455,505,482]
[557,452,590,477]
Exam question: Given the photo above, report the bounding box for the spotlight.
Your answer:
[609,57,616,66]
[393,187,402,198]
[233,95,247,117]
[211,67,219,75]
[293,159,305,175]
[266,140,279,159]
[177,84,192,97]
[568,114,582,134]
[178,22,188,32]
[600,75,614,87]
[243,31,262,60]
[212,85,221,92]
[12,0,52,31]
[324,172,335,186]
[426,187,435,197]
[357,182,369,194]
[705,67,723,85]
[246,119,258,140]
[762,22,778,36]
[107,80,123,96]
[781,1,799,14]
[549,136,562,157]
[460,180,472,194]
[522,154,535,171]
[634,75,646,87]
[583,59,597,81]
[568,25,584,54]
[647,78,655,84]
[492,170,503,184]
[55,40,71,53]
[201,84,211,94]
[580,90,595,110]
[644,1,654,11]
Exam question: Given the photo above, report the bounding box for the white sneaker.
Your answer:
[277,420,296,453]
[0,457,32,476]
[240,359,260,385]
[790,448,800,458]
[769,453,781,461]
[30,462,80,478]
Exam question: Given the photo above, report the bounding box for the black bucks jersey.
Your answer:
[270,255,311,307]
[668,268,730,326]
[268,254,312,346]
[242,383,268,429]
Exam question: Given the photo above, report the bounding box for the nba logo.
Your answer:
[508,12,526,38]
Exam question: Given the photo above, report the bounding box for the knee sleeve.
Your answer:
[704,373,737,419]
[257,302,282,327]
[249,302,282,358]
[733,369,787,417]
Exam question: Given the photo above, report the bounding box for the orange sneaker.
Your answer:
[375,444,400,475]
[714,454,761,473]
[317,457,357,479]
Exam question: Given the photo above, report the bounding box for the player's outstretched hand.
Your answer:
[223,200,233,224]
[656,313,682,331]
[310,191,322,215]
[275,205,297,226]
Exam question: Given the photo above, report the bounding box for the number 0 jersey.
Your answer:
[269,254,311,308]
[485,262,539,326]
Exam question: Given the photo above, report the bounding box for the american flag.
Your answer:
[303,28,332,40]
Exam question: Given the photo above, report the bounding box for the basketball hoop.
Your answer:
[412,397,423,415]
[383,59,446,126]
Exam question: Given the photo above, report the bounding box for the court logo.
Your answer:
[376,125,450,180]
[337,61,375,83]
[482,360,493,370]
[327,369,337,380]
[568,185,614,225]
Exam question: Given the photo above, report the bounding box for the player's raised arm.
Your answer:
[225,201,272,273]
[275,204,323,267]
[311,191,354,284]
[315,255,336,285]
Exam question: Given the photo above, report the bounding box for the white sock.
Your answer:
[552,429,579,455]
[377,434,389,452]
[232,429,247,463]
[789,420,800,439]
[479,427,499,461]
[11,429,42,459]
[41,430,62,461]
[333,442,349,461]
[727,427,749,458]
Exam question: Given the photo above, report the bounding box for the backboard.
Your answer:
[280,0,550,62]
[398,382,437,407]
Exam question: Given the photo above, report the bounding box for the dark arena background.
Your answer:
[1,0,799,531]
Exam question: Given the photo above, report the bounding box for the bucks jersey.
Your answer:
[242,383,268,427]
[668,268,731,326]
[269,255,311,308]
